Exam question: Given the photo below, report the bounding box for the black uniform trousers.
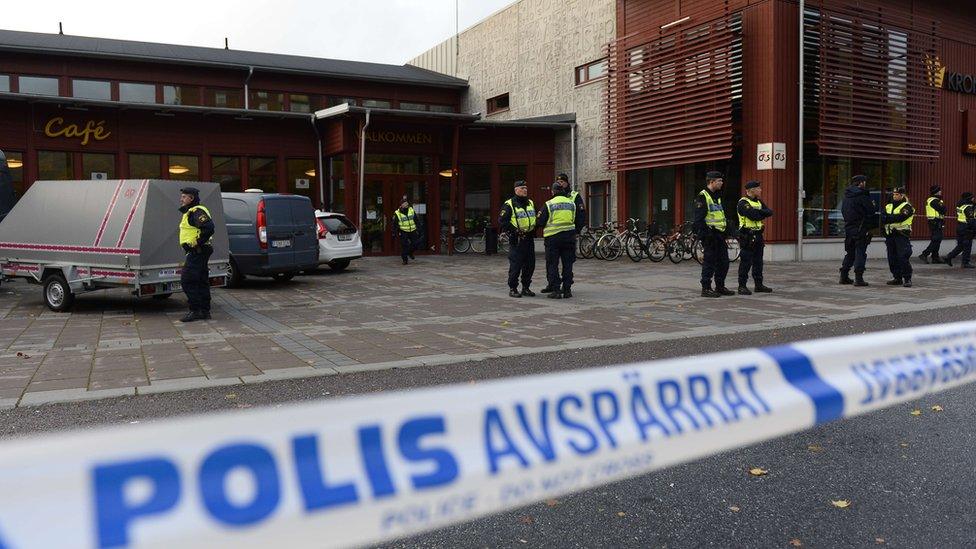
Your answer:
[841,235,870,275]
[885,231,913,281]
[700,231,730,289]
[945,230,974,265]
[737,230,764,287]
[507,233,535,290]
[399,231,418,261]
[920,220,943,260]
[182,245,212,314]
[545,231,576,291]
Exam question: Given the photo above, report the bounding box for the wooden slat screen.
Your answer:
[806,3,940,160]
[605,14,742,171]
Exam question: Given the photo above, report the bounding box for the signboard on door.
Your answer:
[756,143,773,170]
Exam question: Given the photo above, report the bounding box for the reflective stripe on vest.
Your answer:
[737,197,763,231]
[925,197,943,220]
[179,205,213,247]
[885,201,912,234]
[395,208,417,232]
[958,205,970,223]
[543,196,576,237]
[506,198,536,232]
[699,190,727,232]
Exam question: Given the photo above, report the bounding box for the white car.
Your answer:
[315,210,362,271]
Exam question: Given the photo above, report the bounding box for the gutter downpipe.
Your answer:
[243,66,254,110]
[797,0,805,262]
[358,109,371,228]
[571,123,578,193]
[309,114,325,209]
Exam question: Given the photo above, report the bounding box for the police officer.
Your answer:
[537,178,584,299]
[694,171,733,298]
[918,185,946,264]
[178,187,215,322]
[839,175,877,287]
[393,198,418,265]
[881,187,914,287]
[499,180,536,298]
[944,192,976,268]
[736,180,773,295]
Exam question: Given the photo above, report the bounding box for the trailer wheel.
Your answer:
[43,274,74,312]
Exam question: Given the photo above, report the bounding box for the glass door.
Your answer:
[396,179,430,254]
[651,167,676,233]
[361,178,391,255]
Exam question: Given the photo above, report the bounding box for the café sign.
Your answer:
[43,117,112,146]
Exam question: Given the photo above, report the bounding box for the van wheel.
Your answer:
[328,259,350,271]
[43,274,75,312]
[226,259,243,288]
[272,272,295,282]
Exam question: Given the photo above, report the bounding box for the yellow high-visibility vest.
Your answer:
[737,197,764,231]
[925,197,943,220]
[885,201,912,234]
[179,205,213,247]
[543,195,576,237]
[699,190,727,232]
[394,207,417,232]
[505,198,537,232]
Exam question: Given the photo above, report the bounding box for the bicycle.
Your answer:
[594,221,625,261]
[621,218,657,263]
[692,234,742,265]
[439,229,471,254]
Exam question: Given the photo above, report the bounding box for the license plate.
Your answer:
[272,240,292,248]
[338,234,352,241]
[171,282,182,291]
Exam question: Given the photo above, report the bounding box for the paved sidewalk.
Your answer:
[0,254,973,408]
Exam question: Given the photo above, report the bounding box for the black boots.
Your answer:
[854,273,869,287]
[754,284,773,293]
[839,271,854,285]
[509,288,522,298]
[540,286,555,294]
[903,278,913,288]
[180,311,207,323]
[701,287,720,298]
[716,287,735,296]
[547,290,562,299]
[918,254,929,264]
[737,286,752,295]
[521,287,535,297]
[886,278,903,286]
[562,289,572,299]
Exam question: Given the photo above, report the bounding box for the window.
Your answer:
[211,156,242,192]
[587,181,610,227]
[223,198,252,224]
[249,90,284,111]
[486,93,509,115]
[168,155,199,181]
[498,165,527,188]
[5,151,25,198]
[163,85,202,106]
[129,154,162,178]
[72,79,111,101]
[363,154,431,175]
[462,164,491,232]
[119,82,156,103]
[362,99,391,109]
[289,94,312,113]
[429,104,456,113]
[82,153,115,179]
[399,102,428,111]
[37,151,72,180]
[248,157,278,192]
[19,75,59,96]
[0,75,11,93]
[287,158,316,201]
[329,97,358,107]
[576,58,608,86]
[328,157,345,213]
[208,88,244,109]
[626,169,650,224]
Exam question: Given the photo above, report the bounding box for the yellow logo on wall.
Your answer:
[43,117,112,146]
[926,55,947,88]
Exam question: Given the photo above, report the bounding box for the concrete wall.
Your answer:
[409,0,616,216]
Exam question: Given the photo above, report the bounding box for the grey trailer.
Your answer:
[0,179,229,311]
[0,150,15,223]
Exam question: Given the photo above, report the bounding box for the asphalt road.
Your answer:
[2,307,975,547]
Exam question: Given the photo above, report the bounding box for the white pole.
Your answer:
[358,109,371,227]
[796,0,805,262]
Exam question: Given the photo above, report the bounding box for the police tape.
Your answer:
[2,321,976,549]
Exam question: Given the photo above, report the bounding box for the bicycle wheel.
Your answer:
[605,235,624,261]
[579,234,595,259]
[680,235,696,260]
[667,240,684,264]
[693,238,704,265]
[498,234,510,254]
[453,235,471,254]
[471,235,486,253]
[726,237,741,262]
[594,234,611,260]
[648,236,667,262]
[625,234,644,262]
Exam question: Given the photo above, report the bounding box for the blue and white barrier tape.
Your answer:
[2,321,976,548]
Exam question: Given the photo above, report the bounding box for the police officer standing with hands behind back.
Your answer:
[537,177,584,299]
[499,180,536,298]
[736,180,773,295]
[178,187,215,323]
[695,171,734,298]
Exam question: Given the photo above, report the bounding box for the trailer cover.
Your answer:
[0,179,229,269]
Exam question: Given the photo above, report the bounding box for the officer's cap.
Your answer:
[931,185,941,194]
[851,175,868,184]
[706,171,723,180]
[556,173,570,182]
[891,186,907,194]
[963,192,974,200]
[744,180,761,190]
[179,187,200,196]
[514,180,528,189]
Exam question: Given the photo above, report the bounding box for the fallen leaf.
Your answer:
[518,539,528,544]
[749,467,768,477]
[807,443,824,453]
[931,405,944,412]
[910,409,922,416]
[899,442,909,448]
[831,499,851,509]
[225,393,237,400]
[616,512,626,517]
[789,539,803,547]
[875,538,886,545]
[729,506,740,513]
[518,515,534,525]
[545,499,560,507]
[501,321,510,327]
